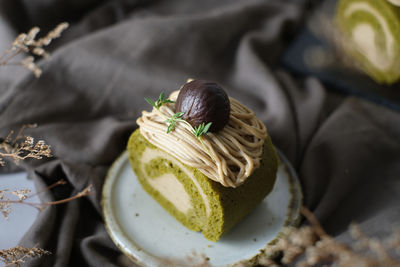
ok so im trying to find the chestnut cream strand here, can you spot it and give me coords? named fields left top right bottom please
left=137, top=90, right=267, bottom=187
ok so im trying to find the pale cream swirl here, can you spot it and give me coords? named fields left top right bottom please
left=137, top=90, right=267, bottom=187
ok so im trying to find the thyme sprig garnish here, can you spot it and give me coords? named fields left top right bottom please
left=145, top=91, right=174, bottom=110
left=192, top=122, right=212, bottom=138
left=166, top=112, right=184, bottom=133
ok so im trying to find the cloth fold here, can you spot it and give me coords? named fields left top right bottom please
left=0, top=0, right=399, bottom=266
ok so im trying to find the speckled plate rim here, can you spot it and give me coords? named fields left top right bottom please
left=102, top=148, right=302, bottom=267
left=102, top=150, right=154, bottom=267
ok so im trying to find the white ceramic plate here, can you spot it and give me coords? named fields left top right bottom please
left=102, top=150, right=302, bottom=267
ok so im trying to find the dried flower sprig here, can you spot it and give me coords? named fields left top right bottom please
left=0, top=124, right=52, bottom=166
left=0, top=179, right=93, bottom=220
left=0, top=22, right=69, bottom=77
left=0, top=189, right=31, bottom=220
left=0, top=244, right=51, bottom=267
left=0, top=23, right=71, bottom=267
left=257, top=206, right=400, bottom=267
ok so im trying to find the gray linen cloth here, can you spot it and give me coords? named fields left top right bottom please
left=0, top=0, right=399, bottom=266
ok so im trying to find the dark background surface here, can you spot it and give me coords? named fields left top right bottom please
left=0, top=0, right=399, bottom=266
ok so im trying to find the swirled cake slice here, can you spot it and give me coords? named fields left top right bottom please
left=127, top=129, right=278, bottom=242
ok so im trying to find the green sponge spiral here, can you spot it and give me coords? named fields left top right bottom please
left=336, top=0, right=400, bottom=84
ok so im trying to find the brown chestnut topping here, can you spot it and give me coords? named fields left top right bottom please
left=175, top=80, right=230, bottom=132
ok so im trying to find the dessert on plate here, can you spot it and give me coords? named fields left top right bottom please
left=127, top=80, right=278, bottom=242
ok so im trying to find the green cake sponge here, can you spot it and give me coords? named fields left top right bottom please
left=127, top=129, right=278, bottom=242
left=336, top=0, right=400, bottom=84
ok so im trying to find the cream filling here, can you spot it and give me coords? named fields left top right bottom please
left=352, top=23, right=390, bottom=68
left=147, top=173, right=191, bottom=214
left=387, top=0, right=400, bottom=7
left=344, top=2, right=395, bottom=70
left=141, top=147, right=211, bottom=217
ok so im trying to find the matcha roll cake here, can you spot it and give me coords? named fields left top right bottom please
left=336, top=0, right=400, bottom=84
left=127, top=80, right=278, bottom=242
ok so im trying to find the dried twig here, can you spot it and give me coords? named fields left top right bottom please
left=0, top=23, right=70, bottom=267
left=0, top=180, right=93, bottom=220
left=260, top=206, right=400, bottom=267
left=0, top=124, right=52, bottom=166
left=0, top=22, right=68, bottom=77
left=0, top=244, right=51, bottom=267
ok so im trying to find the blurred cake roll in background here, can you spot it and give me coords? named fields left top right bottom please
left=336, top=0, right=400, bottom=84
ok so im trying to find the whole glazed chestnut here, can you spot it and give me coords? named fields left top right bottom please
left=175, top=80, right=230, bottom=132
